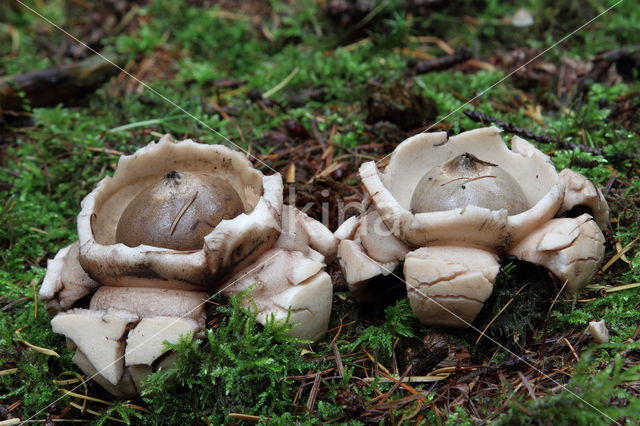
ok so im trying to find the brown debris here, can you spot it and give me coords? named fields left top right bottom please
left=404, top=333, right=449, bottom=376
left=288, top=88, right=328, bottom=108
left=411, top=46, right=471, bottom=75
left=366, top=81, right=438, bottom=131
left=336, top=390, right=366, bottom=417
left=0, top=402, right=17, bottom=421
left=118, top=45, right=182, bottom=95
left=494, top=47, right=558, bottom=90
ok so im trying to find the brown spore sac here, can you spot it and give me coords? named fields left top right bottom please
left=116, top=171, right=244, bottom=250
left=410, top=153, right=530, bottom=215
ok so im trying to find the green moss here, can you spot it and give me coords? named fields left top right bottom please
left=497, top=343, right=640, bottom=425
left=1, top=0, right=640, bottom=423
left=348, top=299, right=421, bottom=363
left=140, top=292, right=318, bottom=424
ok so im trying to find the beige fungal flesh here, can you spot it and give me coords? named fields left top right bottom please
left=404, top=246, right=499, bottom=328
left=40, top=136, right=338, bottom=397
left=341, top=127, right=609, bottom=328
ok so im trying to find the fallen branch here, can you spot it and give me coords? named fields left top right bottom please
left=0, top=51, right=124, bottom=111
left=463, top=110, right=605, bottom=155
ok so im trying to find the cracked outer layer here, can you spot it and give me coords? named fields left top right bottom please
left=222, top=248, right=332, bottom=343
left=77, top=135, right=283, bottom=291
left=340, top=127, right=609, bottom=328
left=51, top=309, right=138, bottom=385
left=404, top=246, right=499, bottom=327
left=40, top=135, right=337, bottom=396
left=507, top=214, right=605, bottom=294
left=51, top=308, right=201, bottom=398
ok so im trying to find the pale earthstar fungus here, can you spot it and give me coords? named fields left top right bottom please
left=335, top=127, right=609, bottom=327
left=40, top=135, right=337, bottom=396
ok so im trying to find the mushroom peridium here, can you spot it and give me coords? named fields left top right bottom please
left=115, top=170, right=244, bottom=251
left=76, top=135, right=283, bottom=291
left=40, top=136, right=338, bottom=396
left=410, top=152, right=529, bottom=215
left=337, top=127, right=609, bottom=328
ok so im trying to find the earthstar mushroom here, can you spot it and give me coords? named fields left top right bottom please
left=40, top=135, right=336, bottom=396
left=336, top=127, right=609, bottom=327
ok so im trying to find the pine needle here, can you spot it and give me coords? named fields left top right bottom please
left=602, top=235, right=639, bottom=272
left=228, top=413, right=267, bottom=422
left=17, top=339, right=59, bottom=357
left=58, top=388, right=111, bottom=405
left=169, top=191, right=198, bottom=236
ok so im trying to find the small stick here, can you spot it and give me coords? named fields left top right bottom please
left=601, top=235, right=639, bottom=272
left=602, top=282, right=640, bottom=293
left=384, top=366, right=412, bottom=402
left=228, top=413, right=267, bottom=422
left=332, top=343, right=344, bottom=378
left=464, top=110, right=609, bottom=156
left=632, top=323, right=640, bottom=340
left=464, top=110, right=558, bottom=145
left=412, top=47, right=471, bottom=74
left=0, top=368, right=18, bottom=376
left=306, top=373, right=322, bottom=412
left=169, top=191, right=198, bottom=236
left=604, top=170, right=618, bottom=195
left=562, top=337, right=580, bottom=362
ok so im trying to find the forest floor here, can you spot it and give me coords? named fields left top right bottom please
left=1, top=0, right=639, bottom=424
